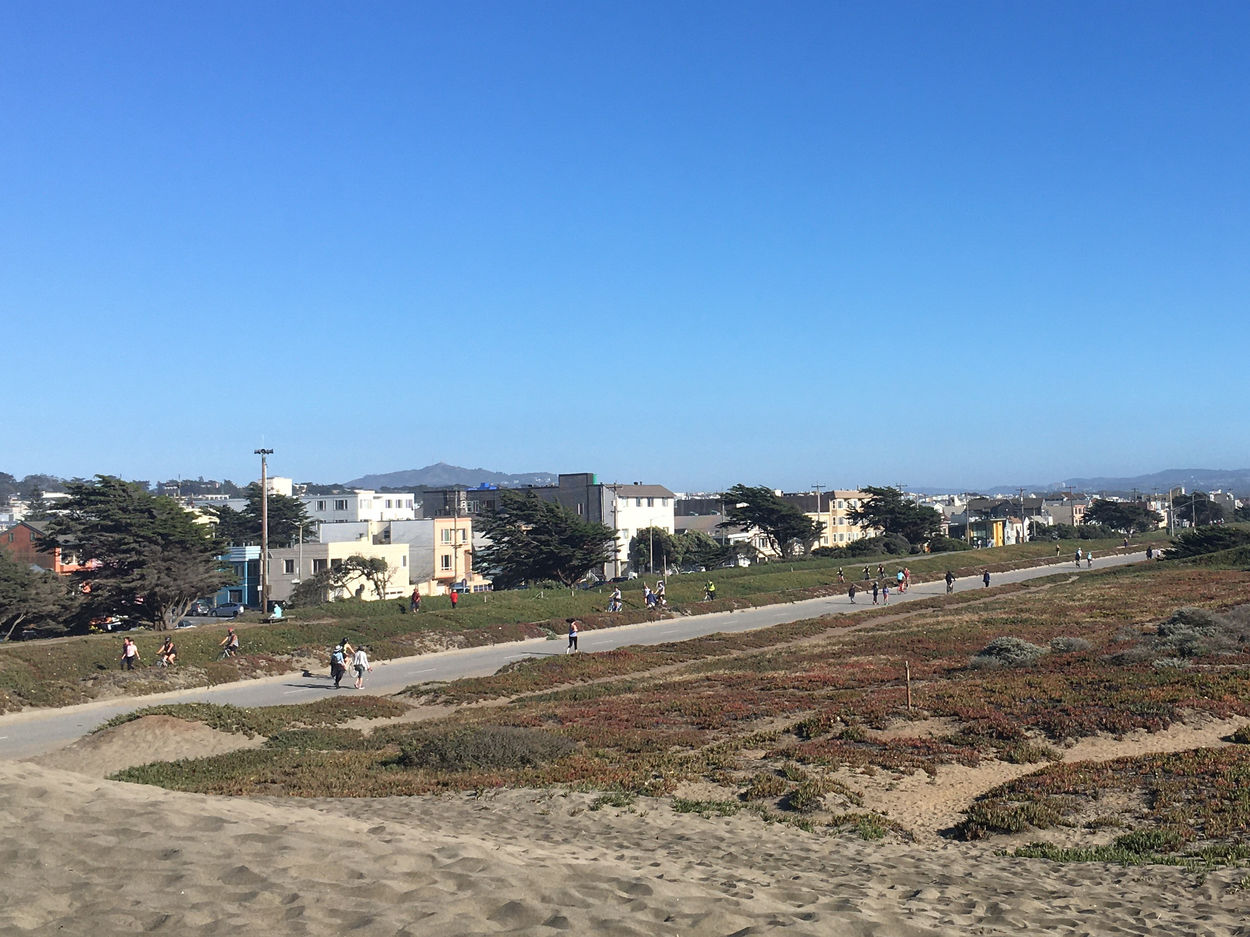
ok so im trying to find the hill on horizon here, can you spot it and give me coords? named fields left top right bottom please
left=343, top=462, right=557, bottom=491
left=978, top=467, right=1250, bottom=498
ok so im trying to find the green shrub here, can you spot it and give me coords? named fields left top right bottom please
left=970, top=637, right=1049, bottom=669
left=1049, top=636, right=1092, bottom=653
left=741, top=772, right=788, bottom=801
left=783, top=780, right=826, bottom=813
left=1167, top=527, right=1250, bottom=559
left=395, top=725, right=576, bottom=771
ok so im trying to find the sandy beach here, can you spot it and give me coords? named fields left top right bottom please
left=4, top=714, right=1249, bottom=937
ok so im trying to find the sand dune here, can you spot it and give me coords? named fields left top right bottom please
left=3, top=750, right=1248, bottom=936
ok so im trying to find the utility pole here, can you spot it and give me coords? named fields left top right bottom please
left=1019, top=488, right=1027, bottom=543
left=813, top=484, right=825, bottom=548
left=254, top=448, right=274, bottom=613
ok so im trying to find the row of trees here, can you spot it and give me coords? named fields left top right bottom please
left=472, top=484, right=951, bottom=588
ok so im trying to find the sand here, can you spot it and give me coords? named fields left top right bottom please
left=4, top=714, right=1250, bottom=937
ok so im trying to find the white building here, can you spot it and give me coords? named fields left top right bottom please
left=302, top=490, right=417, bottom=525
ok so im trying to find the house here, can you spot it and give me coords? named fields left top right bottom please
left=315, top=517, right=491, bottom=595
left=781, top=490, right=876, bottom=549
left=265, top=541, right=413, bottom=604
left=301, top=489, right=417, bottom=524
left=0, top=521, right=95, bottom=575
left=438, top=473, right=677, bottom=577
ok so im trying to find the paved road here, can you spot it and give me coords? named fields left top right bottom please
left=0, top=552, right=1146, bottom=758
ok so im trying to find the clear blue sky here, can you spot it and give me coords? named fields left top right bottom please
left=5, top=1, right=1247, bottom=492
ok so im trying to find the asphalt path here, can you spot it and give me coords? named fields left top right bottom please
left=0, top=552, right=1147, bottom=759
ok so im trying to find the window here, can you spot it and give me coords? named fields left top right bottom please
left=635, top=498, right=641, bottom=507
left=313, top=558, right=327, bottom=573
left=334, top=499, right=347, bottom=511
left=647, top=498, right=653, bottom=507
left=441, top=529, right=452, bottom=543
left=459, top=528, right=467, bottom=542
left=577, top=503, right=583, bottom=515
left=440, top=554, right=452, bottom=570
left=331, top=558, right=343, bottom=569
left=401, top=555, right=407, bottom=567
left=316, top=500, right=326, bottom=511
left=283, top=559, right=295, bottom=575
left=385, top=499, right=393, bottom=509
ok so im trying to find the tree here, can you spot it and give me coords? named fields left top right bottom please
left=629, top=526, right=679, bottom=574
left=339, top=554, right=395, bottom=600
left=1172, top=492, right=1227, bottom=527
left=41, top=476, right=233, bottom=631
left=476, top=491, right=615, bottom=589
left=1083, top=499, right=1163, bottom=534
left=212, top=484, right=315, bottom=546
left=847, top=487, right=942, bottom=546
left=674, top=530, right=727, bottom=569
left=0, top=552, right=79, bottom=640
left=289, top=554, right=396, bottom=605
left=719, top=485, right=823, bottom=559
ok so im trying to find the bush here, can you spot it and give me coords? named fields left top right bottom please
left=928, top=536, right=972, bottom=553
left=783, top=779, right=827, bottom=813
left=1049, top=636, right=1092, bottom=653
left=970, top=637, right=1049, bottom=669
left=1168, top=527, right=1250, bottom=559
left=395, top=725, right=577, bottom=771
left=741, top=772, right=788, bottom=801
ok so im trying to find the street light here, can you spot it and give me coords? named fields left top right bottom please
left=254, top=448, right=273, bottom=613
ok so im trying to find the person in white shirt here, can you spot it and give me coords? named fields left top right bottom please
left=352, top=646, right=372, bottom=689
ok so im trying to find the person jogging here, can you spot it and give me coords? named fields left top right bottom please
left=945, top=570, right=955, bottom=593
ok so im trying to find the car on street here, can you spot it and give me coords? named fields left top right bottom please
left=211, top=603, right=245, bottom=618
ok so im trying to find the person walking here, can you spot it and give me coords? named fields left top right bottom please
left=903, top=567, right=911, bottom=592
left=352, top=646, right=372, bottom=689
left=871, top=581, right=879, bottom=605
left=1086, top=550, right=1094, bottom=568
left=945, top=570, right=955, bottom=594
left=982, top=568, right=991, bottom=588
left=847, top=583, right=857, bottom=603
left=882, top=582, right=890, bottom=605
left=566, top=618, right=580, bottom=653
left=862, top=566, right=870, bottom=581
left=1056, top=543, right=1061, bottom=556
left=410, top=588, right=421, bottom=612
left=120, top=636, right=140, bottom=670
left=837, top=567, right=844, bottom=584
left=330, top=641, right=348, bottom=688
left=1146, top=545, right=1154, bottom=560
left=450, top=588, right=459, bottom=610
left=1075, top=548, right=1082, bottom=567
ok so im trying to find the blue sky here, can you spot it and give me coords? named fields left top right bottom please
left=4, top=1, right=1247, bottom=492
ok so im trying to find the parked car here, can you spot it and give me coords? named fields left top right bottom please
left=211, top=602, right=245, bottom=618
left=187, top=601, right=213, bottom=617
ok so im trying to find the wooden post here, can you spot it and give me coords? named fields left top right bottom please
left=905, top=661, right=912, bottom=711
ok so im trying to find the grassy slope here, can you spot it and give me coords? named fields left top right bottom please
left=112, top=554, right=1250, bottom=864
left=0, top=535, right=1147, bottom=712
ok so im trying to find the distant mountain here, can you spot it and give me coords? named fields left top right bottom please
left=975, top=468, right=1250, bottom=498
left=344, top=462, right=557, bottom=491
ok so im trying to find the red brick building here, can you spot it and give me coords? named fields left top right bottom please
left=0, top=521, right=94, bottom=574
